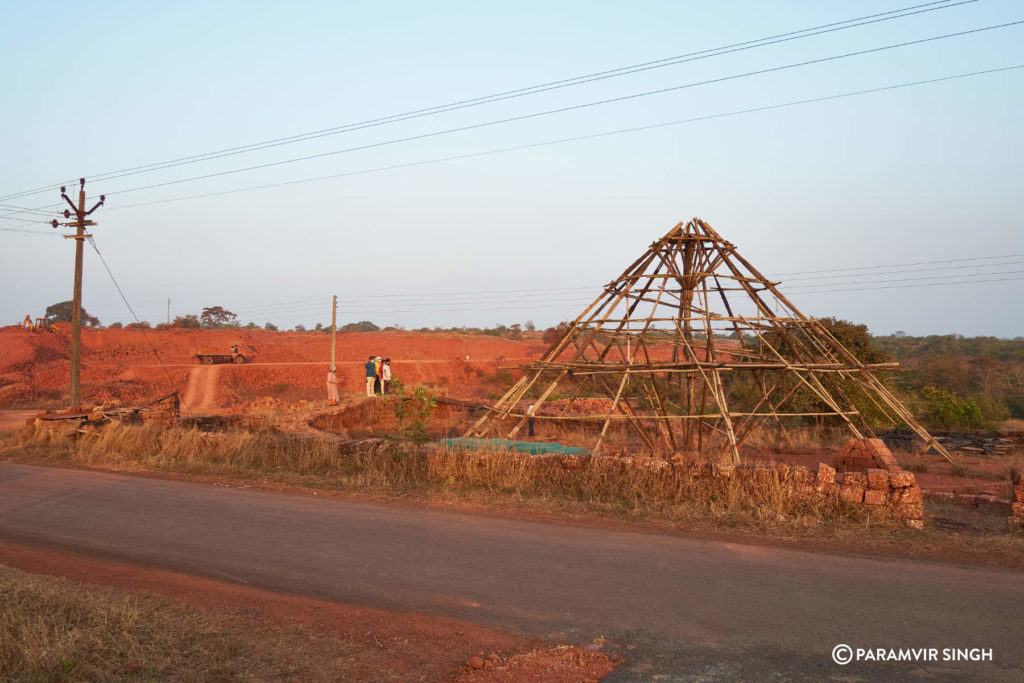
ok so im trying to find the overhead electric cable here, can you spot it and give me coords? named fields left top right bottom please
left=86, top=237, right=177, bottom=388
left=790, top=275, right=1024, bottom=295
left=786, top=268, right=1024, bottom=289
left=90, top=20, right=1023, bottom=202
left=782, top=258, right=1024, bottom=281
left=0, top=0, right=975, bottom=203
left=0, top=226, right=55, bottom=235
left=99, top=64, right=1023, bottom=212
left=774, top=252, right=1024, bottom=275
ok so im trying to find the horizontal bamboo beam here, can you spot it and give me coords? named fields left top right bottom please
left=487, top=409, right=861, bottom=421
left=521, top=361, right=899, bottom=371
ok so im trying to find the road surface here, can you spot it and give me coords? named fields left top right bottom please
left=1, top=462, right=1021, bottom=680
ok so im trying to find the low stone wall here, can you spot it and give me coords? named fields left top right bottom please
left=548, top=438, right=925, bottom=528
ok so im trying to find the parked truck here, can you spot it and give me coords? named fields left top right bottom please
left=191, top=341, right=248, bottom=365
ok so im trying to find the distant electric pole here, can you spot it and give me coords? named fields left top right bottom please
left=330, top=295, right=338, bottom=371
left=52, top=178, right=105, bottom=407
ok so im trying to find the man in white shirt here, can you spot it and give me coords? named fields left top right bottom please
left=326, top=367, right=339, bottom=406
left=381, top=358, right=392, bottom=395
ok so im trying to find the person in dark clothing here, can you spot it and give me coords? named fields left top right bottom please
left=364, top=356, right=377, bottom=397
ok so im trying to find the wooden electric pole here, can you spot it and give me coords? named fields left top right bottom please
left=330, top=295, right=338, bottom=371
left=52, top=178, right=104, bottom=407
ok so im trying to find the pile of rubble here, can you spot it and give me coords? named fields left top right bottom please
left=1011, top=470, right=1024, bottom=533
left=881, top=429, right=1018, bottom=456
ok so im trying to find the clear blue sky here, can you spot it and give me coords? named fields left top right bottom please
left=1, top=0, right=1021, bottom=336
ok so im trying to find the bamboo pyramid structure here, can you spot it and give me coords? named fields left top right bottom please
left=466, top=218, right=953, bottom=464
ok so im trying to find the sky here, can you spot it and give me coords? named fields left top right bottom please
left=1, top=0, right=1021, bottom=337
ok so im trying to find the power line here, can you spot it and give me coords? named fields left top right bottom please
left=0, top=204, right=53, bottom=217
left=100, top=63, right=1024, bottom=212
left=786, top=268, right=1024, bottom=290
left=0, top=0, right=975, bottom=203
left=791, top=275, right=1024, bottom=295
left=86, top=236, right=178, bottom=389
left=101, top=251, right=1023, bottom=321
left=0, top=226, right=56, bottom=235
left=240, top=276, right=1024, bottom=318
left=782, top=258, right=1024, bottom=282
left=775, top=252, right=1024, bottom=275
left=92, top=19, right=1023, bottom=202
left=153, top=270, right=1024, bottom=319
left=101, top=271, right=1023, bottom=325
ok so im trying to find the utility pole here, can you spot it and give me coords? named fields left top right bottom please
left=330, top=294, right=337, bottom=371
left=52, top=178, right=104, bottom=407
left=167, top=298, right=171, bottom=325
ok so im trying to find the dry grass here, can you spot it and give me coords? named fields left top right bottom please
left=3, top=421, right=878, bottom=532
left=426, top=447, right=880, bottom=529
left=998, top=418, right=1024, bottom=434
left=0, top=564, right=361, bottom=681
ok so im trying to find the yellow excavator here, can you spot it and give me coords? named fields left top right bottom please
left=22, top=314, right=58, bottom=333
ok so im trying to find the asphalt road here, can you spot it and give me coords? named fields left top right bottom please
left=1, top=462, right=1021, bottom=680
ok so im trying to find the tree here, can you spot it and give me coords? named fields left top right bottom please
left=45, top=300, right=100, bottom=327
left=920, top=387, right=984, bottom=430
left=200, top=306, right=237, bottom=329
left=543, top=321, right=571, bottom=346
left=263, top=322, right=278, bottom=331
left=172, top=314, right=201, bottom=329
left=340, top=320, right=380, bottom=333
left=294, top=324, right=307, bottom=332
left=524, top=320, right=536, bottom=332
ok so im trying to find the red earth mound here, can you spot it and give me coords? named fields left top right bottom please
left=0, top=325, right=547, bottom=411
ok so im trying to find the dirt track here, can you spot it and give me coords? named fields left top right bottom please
left=181, top=365, right=221, bottom=414
left=2, top=462, right=1021, bottom=680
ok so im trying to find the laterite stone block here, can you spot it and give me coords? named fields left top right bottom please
left=897, top=502, right=924, bottom=520
left=866, top=468, right=890, bottom=490
left=816, top=463, right=836, bottom=485
left=840, top=486, right=865, bottom=504
left=863, top=489, right=887, bottom=505
left=894, top=486, right=922, bottom=504
left=844, top=472, right=868, bottom=489
left=790, top=465, right=813, bottom=484
left=889, top=471, right=916, bottom=488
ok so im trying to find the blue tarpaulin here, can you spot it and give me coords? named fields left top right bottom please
left=439, top=437, right=589, bottom=456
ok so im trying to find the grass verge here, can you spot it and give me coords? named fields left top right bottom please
left=0, top=563, right=361, bottom=681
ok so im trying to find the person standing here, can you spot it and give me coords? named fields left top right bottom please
left=364, top=356, right=377, bottom=397
left=373, top=356, right=383, bottom=395
left=381, top=358, right=392, bottom=395
left=527, top=403, right=536, bottom=437
left=326, top=367, right=340, bottom=406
